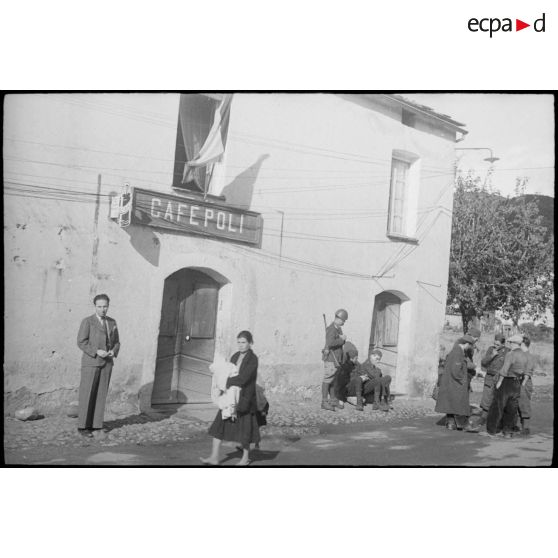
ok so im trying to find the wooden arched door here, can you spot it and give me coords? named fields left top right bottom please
left=369, top=292, right=402, bottom=381
left=152, top=269, right=220, bottom=405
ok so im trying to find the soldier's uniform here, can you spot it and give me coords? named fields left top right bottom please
left=335, top=342, right=359, bottom=409
left=486, top=335, right=529, bottom=437
left=518, top=345, right=536, bottom=435
left=479, top=335, right=509, bottom=418
left=321, top=309, right=348, bottom=411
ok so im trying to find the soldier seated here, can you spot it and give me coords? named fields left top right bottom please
left=335, top=342, right=360, bottom=408
left=347, top=349, right=392, bottom=411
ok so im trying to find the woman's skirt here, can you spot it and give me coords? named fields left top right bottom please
left=208, top=410, right=261, bottom=448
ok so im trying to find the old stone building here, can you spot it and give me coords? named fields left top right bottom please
left=4, top=93, right=466, bottom=414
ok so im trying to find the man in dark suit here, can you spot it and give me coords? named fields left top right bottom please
left=76, top=294, right=120, bottom=437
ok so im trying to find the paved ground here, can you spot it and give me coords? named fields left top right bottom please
left=4, top=378, right=554, bottom=466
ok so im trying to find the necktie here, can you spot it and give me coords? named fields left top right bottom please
left=102, top=317, right=111, bottom=350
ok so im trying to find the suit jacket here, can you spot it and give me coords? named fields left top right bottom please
left=481, top=345, right=509, bottom=375
left=77, top=314, right=121, bottom=368
left=358, top=359, right=383, bottom=380
left=226, top=349, right=258, bottom=415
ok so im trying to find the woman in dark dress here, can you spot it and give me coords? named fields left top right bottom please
left=201, top=330, right=261, bottom=466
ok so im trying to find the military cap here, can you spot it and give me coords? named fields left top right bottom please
left=343, top=341, right=358, bottom=358
left=459, top=334, right=476, bottom=344
left=508, top=334, right=523, bottom=344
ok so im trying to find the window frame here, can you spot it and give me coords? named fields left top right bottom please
left=172, top=93, right=221, bottom=194
left=386, top=150, right=420, bottom=243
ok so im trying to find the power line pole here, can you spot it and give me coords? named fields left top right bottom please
left=89, top=174, right=102, bottom=298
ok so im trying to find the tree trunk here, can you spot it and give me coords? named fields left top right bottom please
left=469, top=315, right=482, bottom=332
left=460, top=309, right=469, bottom=334
left=511, top=314, right=520, bottom=335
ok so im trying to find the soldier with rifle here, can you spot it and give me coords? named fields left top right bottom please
left=321, top=309, right=348, bottom=411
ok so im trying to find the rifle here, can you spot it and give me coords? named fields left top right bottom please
left=322, top=313, right=340, bottom=366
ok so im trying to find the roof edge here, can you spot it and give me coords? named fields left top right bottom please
left=384, top=94, right=468, bottom=134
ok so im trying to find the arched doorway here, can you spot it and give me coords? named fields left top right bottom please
left=151, top=268, right=222, bottom=405
left=369, top=291, right=405, bottom=382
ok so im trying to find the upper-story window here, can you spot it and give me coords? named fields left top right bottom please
left=387, top=150, right=420, bottom=240
left=172, top=94, right=230, bottom=194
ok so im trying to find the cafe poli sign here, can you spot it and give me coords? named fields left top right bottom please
left=115, top=187, right=263, bottom=247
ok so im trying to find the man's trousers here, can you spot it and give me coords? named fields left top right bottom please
left=78, top=361, right=113, bottom=430
left=347, top=375, right=391, bottom=403
left=518, top=377, right=533, bottom=419
left=486, top=377, right=520, bottom=435
left=480, top=373, right=497, bottom=412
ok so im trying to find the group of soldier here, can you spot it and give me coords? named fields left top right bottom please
left=321, top=308, right=536, bottom=438
left=436, top=327, right=535, bottom=437
left=321, top=309, right=392, bottom=413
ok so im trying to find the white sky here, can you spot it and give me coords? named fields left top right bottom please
left=406, top=94, right=555, bottom=198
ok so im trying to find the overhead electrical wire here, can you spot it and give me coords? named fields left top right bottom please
left=4, top=136, right=450, bottom=174
left=4, top=155, right=457, bottom=203
left=4, top=194, right=451, bottom=284
left=5, top=178, right=454, bottom=249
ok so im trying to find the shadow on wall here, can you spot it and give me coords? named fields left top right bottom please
left=123, top=223, right=161, bottom=266
left=221, top=154, right=270, bottom=210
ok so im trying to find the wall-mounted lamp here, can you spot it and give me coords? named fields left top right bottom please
left=455, top=147, right=500, bottom=164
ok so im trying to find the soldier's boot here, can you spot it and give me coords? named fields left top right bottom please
left=445, top=415, right=457, bottom=430
left=321, top=383, right=335, bottom=411
left=355, top=394, right=364, bottom=411
left=464, top=415, right=481, bottom=433
left=478, top=410, right=488, bottom=425
left=380, top=396, right=390, bottom=412
left=329, top=383, right=343, bottom=409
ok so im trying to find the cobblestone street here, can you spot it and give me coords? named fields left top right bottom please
left=4, top=390, right=440, bottom=452
left=4, top=377, right=553, bottom=464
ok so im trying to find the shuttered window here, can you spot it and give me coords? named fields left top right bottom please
left=388, top=158, right=409, bottom=235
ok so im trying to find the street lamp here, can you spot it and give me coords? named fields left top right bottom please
left=455, top=147, right=500, bottom=189
left=455, top=147, right=500, bottom=164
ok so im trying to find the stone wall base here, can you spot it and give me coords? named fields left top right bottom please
left=4, top=386, right=140, bottom=418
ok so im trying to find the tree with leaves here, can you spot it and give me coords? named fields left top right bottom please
left=447, top=174, right=554, bottom=332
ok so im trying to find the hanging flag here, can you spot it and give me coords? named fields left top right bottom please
left=182, top=94, right=232, bottom=184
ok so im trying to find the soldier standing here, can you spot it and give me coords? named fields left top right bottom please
left=518, top=335, right=536, bottom=436
left=486, top=334, right=529, bottom=438
left=467, top=333, right=509, bottom=431
left=321, top=309, right=348, bottom=411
